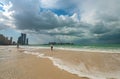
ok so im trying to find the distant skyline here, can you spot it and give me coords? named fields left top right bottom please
left=0, top=0, right=120, bottom=44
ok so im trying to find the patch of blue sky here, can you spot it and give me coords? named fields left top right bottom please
left=0, top=2, right=5, bottom=12
left=50, top=5, right=77, bottom=16
left=0, top=28, right=20, bottom=41
left=0, top=7, right=5, bottom=12
left=0, top=2, right=4, bottom=6
left=51, top=9, right=69, bottom=15
left=39, top=7, right=73, bottom=16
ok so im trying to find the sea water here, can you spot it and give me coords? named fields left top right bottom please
left=25, top=44, right=120, bottom=53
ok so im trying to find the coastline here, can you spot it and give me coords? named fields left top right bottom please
left=23, top=46, right=120, bottom=79
left=0, top=46, right=89, bottom=79
left=19, top=45, right=120, bottom=53
left=0, top=46, right=120, bottom=79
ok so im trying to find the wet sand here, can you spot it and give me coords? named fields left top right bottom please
left=33, top=48, right=120, bottom=79
left=0, top=47, right=88, bottom=79
left=36, top=49, right=120, bottom=72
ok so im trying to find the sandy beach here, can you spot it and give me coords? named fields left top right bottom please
left=22, top=46, right=120, bottom=79
left=0, top=0, right=120, bottom=79
left=0, top=46, right=120, bottom=79
left=0, top=46, right=88, bottom=79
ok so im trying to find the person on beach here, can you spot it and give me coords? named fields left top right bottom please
left=17, top=43, right=19, bottom=48
left=50, top=44, right=53, bottom=51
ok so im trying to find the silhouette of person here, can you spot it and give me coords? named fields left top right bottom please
left=17, top=43, right=19, bottom=48
left=51, top=44, right=53, bottom=51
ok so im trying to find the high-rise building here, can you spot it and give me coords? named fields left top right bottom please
left=0, top=34, right=13, bottom=45
left=0, top=34, right=5, bottom=45
left=17, top=33, right=29, bottom=45
left=10, top=37, right=13, bottom=44
left=17, top=36, right=22, bottom=44
left=26, top=38, right=29, bottom=45
left=23, top=33, right=26, bottom=45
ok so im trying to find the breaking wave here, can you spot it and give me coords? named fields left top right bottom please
left=23, top=50, right=120, bottom=79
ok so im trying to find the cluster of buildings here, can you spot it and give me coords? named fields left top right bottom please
left=0, top=34, right=15, bottom=45
left=0, top=33, right=29, bottom=45
left=17, top=33, right=28, bottom=45
left=49, top=42, right=74, bottom=45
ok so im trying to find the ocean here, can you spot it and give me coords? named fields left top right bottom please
left=28, top=44, right=120, bottom=53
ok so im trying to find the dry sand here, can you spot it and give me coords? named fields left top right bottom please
left=0, top=47, right=88, bottom=79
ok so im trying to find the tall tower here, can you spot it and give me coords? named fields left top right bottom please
left=26, top=38, right=28, bottom=45
left=23, top=34, right=26, bottom=45
left=17, top=33, right=28, bottom=45
left=21, top=33, right=24, bottom=45
left=10, top=37, right=13, bottom=45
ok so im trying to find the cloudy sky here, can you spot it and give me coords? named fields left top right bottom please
left=0, top=0, right=120, bottom=44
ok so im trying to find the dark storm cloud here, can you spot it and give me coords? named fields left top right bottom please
left=14, top=11, right=79, bottom=30
left=10, top=0, right=78, bottom=30
left=0, top=0, right=120, bottom=44
left=98, top=30, right=120, bottom=44
left=90, top=22, right=111, bottom=34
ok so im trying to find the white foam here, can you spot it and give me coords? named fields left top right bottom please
left=1, top=45, right=120, bottom=53
left=21, top=46, right=49, bottom=50
left=16, top=45, right=119, bottom=53
left=54, top=47, right=120, bottom=53
left=24, top=51, right=41, bottom=56
left=26, top=45, right=120, bottom=53
left=23, top=50, right=120, bottom=79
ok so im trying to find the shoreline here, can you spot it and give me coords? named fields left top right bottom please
left=0, top=45, right=120, bottom=53
left=25, top=47, right=120, bottom=79
left=20, top=45, right=120, bottom=53
left=0, top=46, right=89, bottom=79
left=0, top=46, right=120, bottom=79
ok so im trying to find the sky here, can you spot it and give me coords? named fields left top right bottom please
left=0, top=0, right=120, bottom=44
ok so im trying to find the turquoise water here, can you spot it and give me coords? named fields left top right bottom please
left=28, top=44, right=120, bottom=53
left=29, top=44, right=120, bottom=49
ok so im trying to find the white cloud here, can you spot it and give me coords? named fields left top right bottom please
left=81, top=10, right=99, bottom=25
left=40, top=0, right=58, bottom=9
left=0, top=1, right=15, bottom=29
left=0, top=0, right=120, bottom=44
